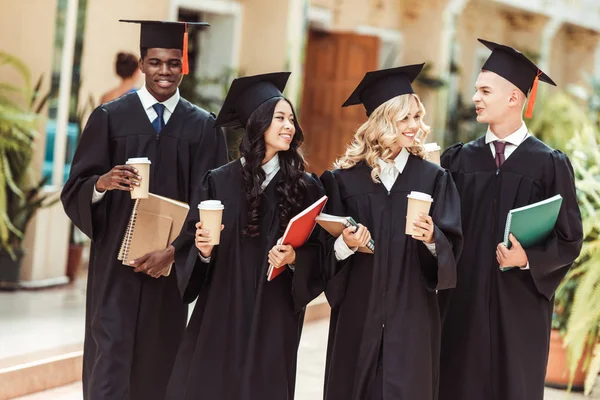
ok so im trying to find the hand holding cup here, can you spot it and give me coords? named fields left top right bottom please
left=195, top=221, right=224, bottom=258
left=96, top=165, right=141, bottom=192
left=411, top=213, right=435, bottom=243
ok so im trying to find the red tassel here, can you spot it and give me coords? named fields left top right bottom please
left=182, top=23, right=189, bottom=75
left=525, top=70, right=542, bottom=118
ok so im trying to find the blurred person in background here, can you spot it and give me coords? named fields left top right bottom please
left=100, top=51, right=142, bottom=103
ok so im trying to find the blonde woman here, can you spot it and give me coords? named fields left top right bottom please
left=320, top=64, right=463, bottom=400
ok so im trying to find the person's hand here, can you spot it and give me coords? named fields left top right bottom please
left=130, top=245, right=175, bottom=278
left=195, top=221, right=224, bottom=258
left=411, top=213, right=435, bottom=244
left=268, top=243, right=296, bottom=269
left=342, top=224, right=371, bottom=249
left=496, top=234, right=528, bottom=268
left=96, top=165, right=141, bottom=192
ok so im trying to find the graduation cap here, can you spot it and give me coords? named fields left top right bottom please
left=478, top=38, right=556, bottom=118
left=342, top=63, right=425, bottom=116
left=214, top=72, right=291, bottom=128
left=120, top=20, right=210, bottom=75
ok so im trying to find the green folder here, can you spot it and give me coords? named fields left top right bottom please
left=500, top=194, right=563, bottom=271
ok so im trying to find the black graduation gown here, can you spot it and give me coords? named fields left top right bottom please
left=320, top=156, right=463, bottom=400
left=438, top=136, right=583, bottom=400
left=60, top=92, right=228, bottom=400
left=166, top=160, right=325, bottom=400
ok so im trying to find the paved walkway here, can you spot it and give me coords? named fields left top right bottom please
left=2, top=282, right=598, bottom=399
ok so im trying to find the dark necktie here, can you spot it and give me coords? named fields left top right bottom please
left=152, top=103, right=165, bottom=133
left=494, top=141, right=507, bottom=168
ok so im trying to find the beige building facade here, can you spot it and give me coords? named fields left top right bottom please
left=1, top=0, right=599, bottom=286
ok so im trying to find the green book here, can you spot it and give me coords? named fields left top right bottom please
left=500, top=194, right=563, bottom=271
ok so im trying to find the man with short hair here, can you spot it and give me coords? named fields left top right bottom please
left=61, top=19, right=228, bottom=400
left=438, top=39, right=583, bottom=400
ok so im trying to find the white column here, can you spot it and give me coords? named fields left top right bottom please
left=52, top=0, right=79, bottom=187
left=538, top=16, right=563, bottom=75
left=435, top=0, right=470, bottom=144
left=284, top=0, right=309, bottom=107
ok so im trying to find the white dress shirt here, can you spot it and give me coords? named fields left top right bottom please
left=334, top=148, right=437, bottom=261
left=91, top=86, right=181, bottom=204
left=484, top=122, right=530, bottom=161
left=199, top=155, right=282, bottom=264
left=485, top=122, right=531, bottom=270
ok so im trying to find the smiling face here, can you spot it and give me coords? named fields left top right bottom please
left=389, top=97, right=422, bottom=157
left=263, top=99, right=296, bottom=159
left=139, top=48, right=184, bottom=102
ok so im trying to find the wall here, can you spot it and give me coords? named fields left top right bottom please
left=238, top=0, right=292, bottom=74
left=0, top=0, right=58, bottom=177
left=79, top=0, right=168, bottom=112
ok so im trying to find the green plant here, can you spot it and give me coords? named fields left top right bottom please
left=561, top=123, right=600, bottom=395
left=0, top=51, right=56, bottom=259
left=528, top=89, right=600, bottom=393
left=179, top=67, right=237, bottom=114
left=528, top=91, right=591, bottom=151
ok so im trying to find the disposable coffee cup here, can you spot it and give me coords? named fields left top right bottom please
left=198, top=200, right=225, bottom=245
left=126, top=157, right=151, bottom=199
left=406, top=191, right=433, bottom=235
left=424, top=143, right=441, bottom=166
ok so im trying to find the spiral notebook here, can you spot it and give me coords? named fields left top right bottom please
left=501, top=194, right=563, bottom=271
left=118, top=193, right=190, bottom=276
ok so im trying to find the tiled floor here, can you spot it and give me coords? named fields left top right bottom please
left=0, top=280, right=86, bottom=361
left=2, top=281, right=599, bottom=400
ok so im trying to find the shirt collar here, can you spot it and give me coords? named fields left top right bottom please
left=137, top=85, right=180, bottom=114
left=239, top=154, right=281, bottom=174
left=485, top=122, right=529, bottom=146
left=262, top=154, right=280, bottom=175
left=377, top=147, right=410, bottom=174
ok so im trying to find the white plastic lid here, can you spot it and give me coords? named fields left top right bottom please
left=407, top=191, right=433, bottom=202
left=126, top=157, right=151, bottom=164
left=198, top=200, right=224, bottom=210
left=424, top=142, right=441, bottom=151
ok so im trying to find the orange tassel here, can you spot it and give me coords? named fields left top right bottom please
left=525, top=70, right=542, bottom=118
left=182, top=23, right=189, bottom=75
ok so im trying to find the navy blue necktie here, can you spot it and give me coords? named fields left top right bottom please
left=152, top=103, right=165, bottom=133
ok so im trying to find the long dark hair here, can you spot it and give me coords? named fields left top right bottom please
left=239, top=97, right=307, bottom=238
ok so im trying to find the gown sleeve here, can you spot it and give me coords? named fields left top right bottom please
left=60, top=106, right=112, bottom=242
left=171, top=114, right=228, bottom=254
left=525, top=150, right=583, bottom=299
left=440, top=142, right=464, bottom=177
left=319, top=170, right=353, bottom=309
left=175, top=170, right=216, bottom=303
left=416, top=170, right=463, bottom=291
left=290, top=174, right=327, bottom=312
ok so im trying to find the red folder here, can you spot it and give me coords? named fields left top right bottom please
left=267, top=195, right=328, bottom=281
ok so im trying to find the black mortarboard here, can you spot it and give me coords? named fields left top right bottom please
left=342, top=63, right=425, bottom=116
left=478, top=38, right=556, bottom=117
left=214, top=72, right=291, bottom=128
left=120, top=20, right=210, bottom=75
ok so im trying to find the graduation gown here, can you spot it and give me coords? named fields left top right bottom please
left=60, top=92, right=228, bottom=400
left=167, top=160, right=325, bottom=400
left=320, top=156, right=463, bottom=400
left=438, top=136, right=583, bottom=400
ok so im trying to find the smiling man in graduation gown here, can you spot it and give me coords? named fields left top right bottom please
left=61, top=20, right=228, bottom=400
left=438, top=39, right=583, bottom=400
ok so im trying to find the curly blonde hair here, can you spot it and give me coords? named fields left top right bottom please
left=334, top=93, right=430, bottom=183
